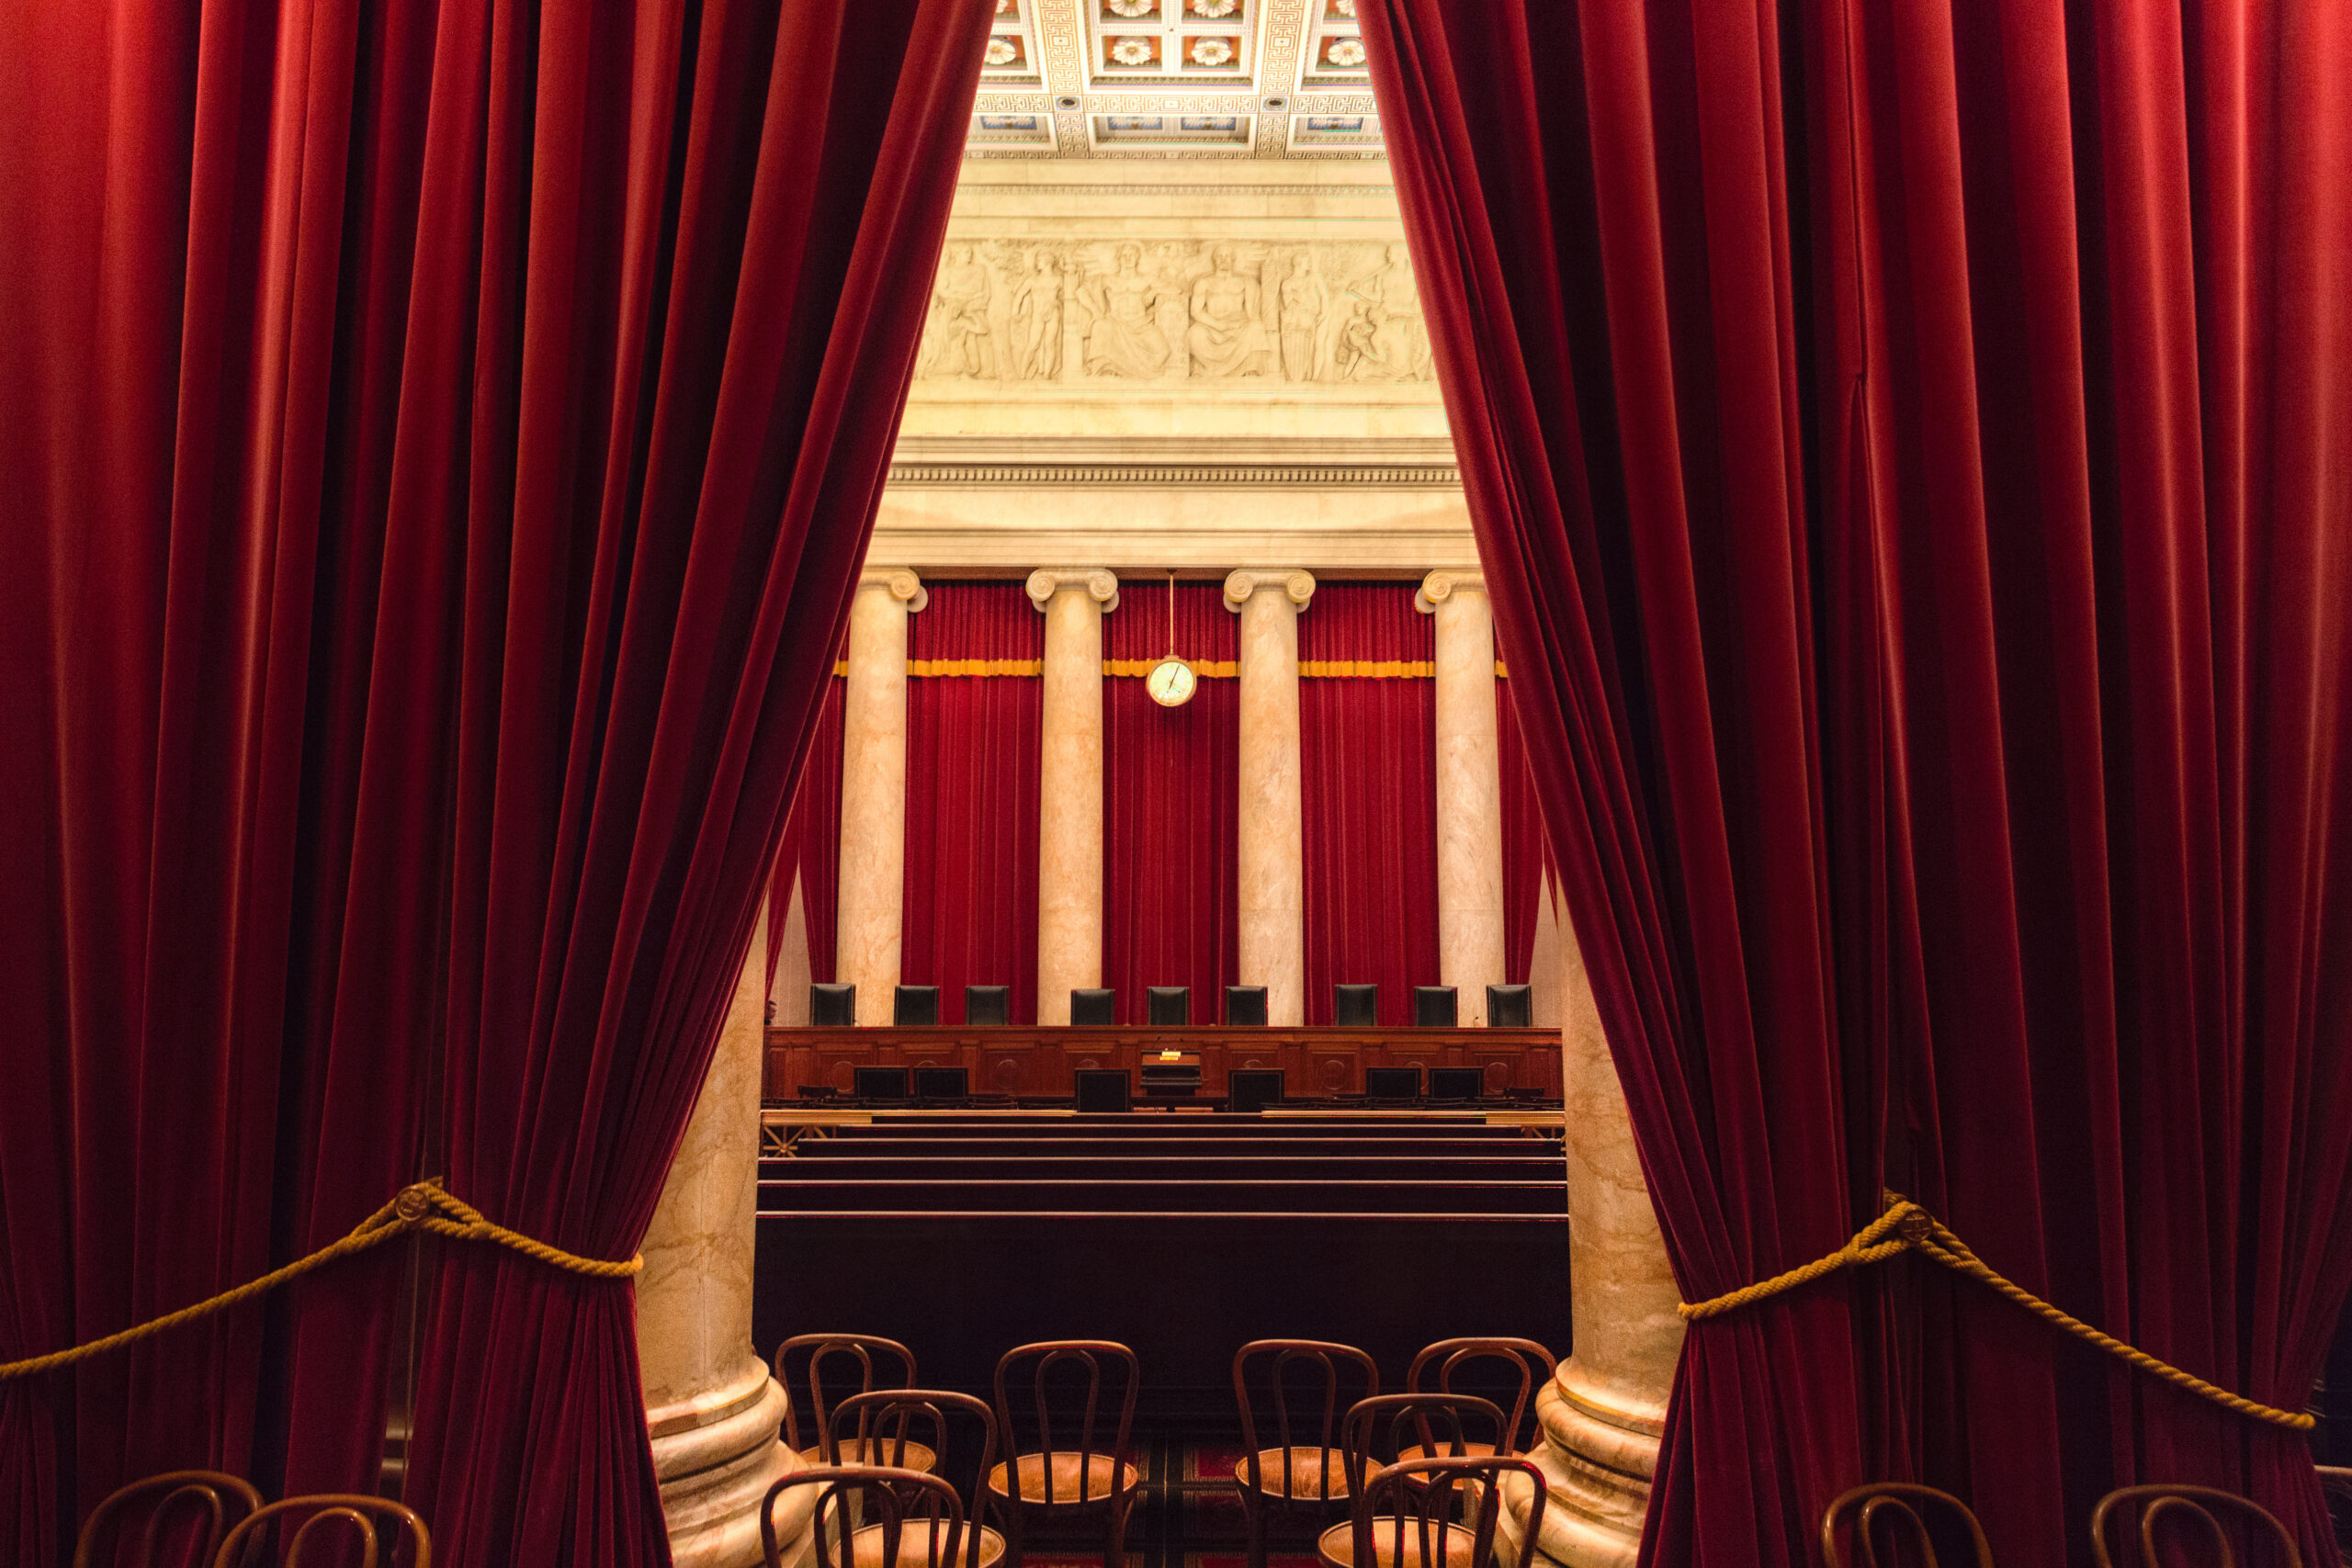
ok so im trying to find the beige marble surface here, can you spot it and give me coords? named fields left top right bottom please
left=1527, top=872, right=1565, bottom=1030
left=1226, top=569, right=1314, bottom=1026
left=1420, top=571, right=1507, bottom=1024
left=835, top=570, right=925, bottom=1025
left=768, top=871, right=810, bottom=1027
left=639, top=903, right=803, bottom=1568
left=1032, top=569, right=1116, bottom=1024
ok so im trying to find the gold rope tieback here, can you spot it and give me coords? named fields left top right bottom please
left=1679, top=1193, right=2313, bottom=1431
left=0, top=1180, right=640, bottom=1382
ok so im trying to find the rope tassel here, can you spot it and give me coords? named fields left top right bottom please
left=1679, top=1193, right=2313, bottom=1431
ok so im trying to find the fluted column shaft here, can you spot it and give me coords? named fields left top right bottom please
left=1029, top=569, right=1118, bottom=1025
left=1225, top=569, right=1316, bottom=1026
left=836, top=570, right=925, bottom=1025
left=1419, top=570, right=1507, bottom=1024
left=639, top=901, right=807, bottom=1568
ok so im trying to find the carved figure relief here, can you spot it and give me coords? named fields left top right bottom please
left=914, top=237, right=1434, bottom=389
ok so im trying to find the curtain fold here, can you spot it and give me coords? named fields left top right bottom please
left=0, top=0, right=988, bottom=1562
left=1498, top=675, right=1547, bottom=986
left=1103, top=581, right=1239, bottom=1024
left=1362, top=2, right=2352, bottom=1566
left=902, top=582, right=1043, bottom=1025
left=1298, top=583, right=1440, bottom=1026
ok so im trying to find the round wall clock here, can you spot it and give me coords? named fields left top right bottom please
left=1147, top=656, right=1196, bottom=707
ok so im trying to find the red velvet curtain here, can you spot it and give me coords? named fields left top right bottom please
left=769, top=673, right=845, bottom=994
left=1103, top=581, right=1240, bottom=1023
left=1363, top=3, right=2352, bottom=1567
left=1498, top=675, right=1547, bottom=986
left=902, top=582, right=1043, bottom=1024
left=0, top=0, right=986, bottom=1562
left=1299, top=583, right=1440, bottom=1026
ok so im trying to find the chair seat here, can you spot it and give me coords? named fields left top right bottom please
left=1235, top=1447, right=1384, bottom=1501
left=1317, top=1519, right=1480, bottom=1568
left=986, top=1452, right=1138, bottom=1506
left=845, top=1520, right=1004, bottom=1568
left=1391, top=1442, right=1498, bottom=1466
left=797, top=1438, right=939, bottom=1473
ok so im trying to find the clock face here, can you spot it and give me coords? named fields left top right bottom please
left=1147, top=658, right=1197, bottom=707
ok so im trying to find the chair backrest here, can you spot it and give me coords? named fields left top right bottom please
left=1821, top=1484, right=1996, bottom=1568
left=993, top=1340, right=1140, bottom=1506
left=1231, top=1339, right=1382, bottom=1503
left=1355, top=1455, right=1547, bottom=1568
left=74, top=1470, right=262, bottom=1568
left=1074, top=1069, right=1130, bottom=1113
left=1412, top=987, right=1458, bottom=1027
left=763, top=1466, right=964, bottom=1568
left=1225, top=986, right=1269, bottom=1026
left=1405, top=1337, right=1558, bottom=1455
left=1335, top=1392, right=1506, bottom=1500
left=1147, top=987, right=1191, bottom=1026
left=774, top=1334, right=921, bottom=1458
left=965, top=985, right=1012, bottom=1026
left=1070, top=988, right=1116, bottom=1026
left=895, top=985, right=941, bottom=1026
left=1333, top=984, right=1379, bottom=1026
left=831, top=1391, right=1001, bottom=1568
left=1486, top=984, right=1533, bottom=1028
left=2090, top=1484, right=2302, bottom=1568
left=211, top=1495, right=430, bottom=1568
left=811, top=983, right=856, bottom=1026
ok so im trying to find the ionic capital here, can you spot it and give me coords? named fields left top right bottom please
left=1415, top=569, right=1487, bottom=614
left=1222, top=569, right=1317, bottom=614
left=1026, top=568, right=1120, bottom=614
left=859, top=567, right=928, bottom=614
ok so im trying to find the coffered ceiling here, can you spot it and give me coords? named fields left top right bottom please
left=971, top=0, right=1383, bottom=160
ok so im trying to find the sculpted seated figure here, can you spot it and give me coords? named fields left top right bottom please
left=1186, top=243, right=1271, bottom=378
left=1083, top=243, right=1171, bottom=378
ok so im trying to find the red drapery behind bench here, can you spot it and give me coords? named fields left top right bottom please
left=770, top=672, right=845, bottom=995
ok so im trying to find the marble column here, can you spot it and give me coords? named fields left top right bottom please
left=1029, top=568, right=1118, bottom=1025
left=768, top=871, right=811, bottom=1027
left=1224, top=569, right=1316, bottom=1026
left=640, top=899, right=810, bottom=1568
left=836, top=569, right=925, bottom=1026
left=1418, top=570, right=1508, bottom=1024
left=1499, top=920, right=1686, bottom=1568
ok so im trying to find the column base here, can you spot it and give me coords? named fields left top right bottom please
left=648, top=1353, right=808, bottom=1568
left=1498, top=1369, right=1661, bottom=1568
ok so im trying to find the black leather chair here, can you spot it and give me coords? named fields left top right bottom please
left=854, top=1066, right=911, bottom=1101
left=1076, top=1069, right=1131, bottom=1112
left=811, top=983, right=857, bottom=1027
left=1228, top=1069, right=1285, bottom=1113
left=1225, top=986, right=1269, bottom=1026
left=1487, top=984, right=1533, bottom=1027
left=1333, top=984, right=1379, bottom=1026
left=1429, top=1066, right=1484, bottom=1101
left=1366, top=1066, right=1420, bottom=1100
left=1413, top=986, right=1458, bottom=1027
left=1147, top=987, right=1190, bottom=1025
left=966, top=985, right=1012, bottom=1026
left=895, top=985, right=940, bottom=1026
left=1070, top=988, right=1115, bottom=1026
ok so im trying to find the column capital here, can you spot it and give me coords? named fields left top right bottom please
left=1026, top=567, right=1120, bottom=614
left=1415, top=569, right=1487, bottom=613
left=1223, top=568, right=1317, bottom=613
left=860, top=567, right=928, bottom=614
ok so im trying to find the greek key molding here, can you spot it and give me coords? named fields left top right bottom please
left=888, top=460, right=1459, bottom=490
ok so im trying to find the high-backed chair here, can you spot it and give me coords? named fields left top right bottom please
left=812, top=983, right=858, bottom=1026
left=73, top=1470, right=261, bottom=1568
left=989, top=1340, right=1142, bottom=1568
left=763, top=1466, right=966, bottom=1568
left=1069, top=988, right=1115, bottom=1026
left=1318, top=1394, right=1506, bottom=1568
left=1427, top=1067, right=1483, bottom=1102
left=774, top=1334, right=933, bottom=1472
left=1333, top=985, right=1379, bottom=1026
left=2091, top=1484, right=2301, bottom=1568
left=1075, top=1069, right=1130, bottom=1113
left=1328, top=1455, right=1545, bottom=1568
left=212, top=1495, right=430, bottom=1568
left=1398, top=1338, right=1556, bottom=1463
left=1228, top=1068, right=1285, bottom=1113
left=1226, top=986, right=1270, bottom=1025
left=1231, top=1340, right=1382, bottom=1568
left=1147, top=986, right=1190, bottom=1025
left=831, top=1391, right=1008, bottom=1568
left=966, top=986, right=1012, bottom=1026
left=1821, top=1484, right=1996, bottom=1568
left=1485, top=985, right=1533, bottom=1028
left=896, top=986, right=941, bottom=1026
left=1411, top=987, right=1457, bottom=1027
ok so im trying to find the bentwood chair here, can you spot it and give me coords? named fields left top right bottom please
left=1398, top=1338, right=1557, bottom=1464
left=831, top=1390, right=1010, bottom=1568
left=989, top=1340, right=1143, bottom=1568
left=1320, top=1454, right=1546, bottom=1568
left=210, top=1495, right=430, bottom=1568
left=1330, top=1393, right=1505, bottom=1531
left=764, top=1466, right=967, bottom=1568
left=775, top=1334, right=934, bottom=1472
left=74, top=1470, right=261, bottom=1568
left=1231, top=1340, right=1384, bottom=1568
left=1821, top=1484, right=1996, bottom=1568
left=2091, top=1484, right=2302, bottom=1568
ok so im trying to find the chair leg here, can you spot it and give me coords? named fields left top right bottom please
left=1001, top=1499, right=1023, bottom=1568
left=1239, top=1487, right=1265, bottom=1568
left=1104, top=1495, right=1136, bottom=1568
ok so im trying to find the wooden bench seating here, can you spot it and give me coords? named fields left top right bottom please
left=757, top=1178, right=1566, bottom=1216
left=761, top=1156, right=1564, bottom=1184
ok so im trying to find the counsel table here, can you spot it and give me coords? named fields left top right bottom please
left=765, top=1024, right=1562, bottom=1101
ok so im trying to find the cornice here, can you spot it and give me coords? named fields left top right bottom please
left=888, top=461, right=1458, bottom=490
